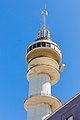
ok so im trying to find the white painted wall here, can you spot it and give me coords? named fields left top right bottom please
left=27, top=103, right=51, bottom=120
left=29, top=74, right=51, bottom=97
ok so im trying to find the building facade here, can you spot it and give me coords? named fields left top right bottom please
left=45, top=93, right=80, bottom=120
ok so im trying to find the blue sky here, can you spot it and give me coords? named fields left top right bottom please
left=0, top=0, right=80, bottom=120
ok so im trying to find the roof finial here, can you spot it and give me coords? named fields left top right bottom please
left=37, top=9, right=50, bottom=40
left=41, top=8, right=48, bottom=29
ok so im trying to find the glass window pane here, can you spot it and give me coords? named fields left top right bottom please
left=30, top=46, right=32, bottom=51
left=51, top=44, right=54, bottom=49
left=66, top=116, right=73, bottom=120
left=27, top=48, right=30, bottom=53
left=46, top=43, right=50, bottom=47
left=37, top=43, right=41, bottom=47
left=33, top=44, right=36, bottom=49
left=42, top=42, right=46, bottom=47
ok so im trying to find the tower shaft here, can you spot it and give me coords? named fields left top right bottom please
left=27, top=74, right=51, bottom=120
left=29, top=74, right=51, bottom=97
left=28, top=104, right=51, bottom=120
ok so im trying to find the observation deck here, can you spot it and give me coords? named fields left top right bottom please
left=26, top=39, right=62, bottom=64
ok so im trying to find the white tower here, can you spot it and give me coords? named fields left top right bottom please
left=24, top=10, right=64, bottom=120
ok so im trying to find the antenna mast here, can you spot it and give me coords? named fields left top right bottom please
left=41, top=9, right=48, bottom=29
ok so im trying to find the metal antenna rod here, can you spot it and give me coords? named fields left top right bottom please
left=41, top=9, right=48, bottom=29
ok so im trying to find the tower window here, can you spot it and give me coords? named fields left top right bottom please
left=30, top=46, right=32, bottom=51
left=33, top=44, right=36, bottom=49
left=51, top=44, right=54, bottom=49
left=27, top=48, right=30, bottom=53
left=42, top=42, right=46, bottom=47
left=46, top=43, right=51, bottom=47
left=37, top=43, right=41, bottom=47
left=66, top=115, right=73, bottom=120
